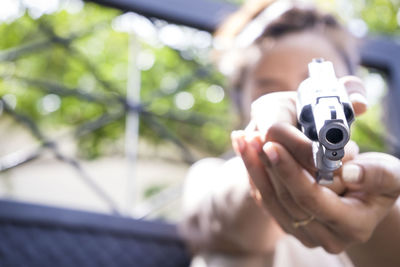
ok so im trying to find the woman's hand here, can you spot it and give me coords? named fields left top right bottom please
left=247, top=76, right=367, bottom=138
left=233, top=75, right=368, bottom=196
left=233, top=123, right=400, bottom=254
left=230, top=75, right=400, bottom=254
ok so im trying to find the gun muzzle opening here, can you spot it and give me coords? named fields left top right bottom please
left=319, top=122, right=349, bottom=150
left=325, top=128, right=344, bottom=144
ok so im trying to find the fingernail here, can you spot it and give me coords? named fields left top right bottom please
left=342, top=164, right=361, bottom=183
left=245, top=132, right=262, bottom=153
left=250, top=138, right=262, bottom=153
left=263, top=142, right=279, bottom=165
left=252, top=189, right=262, bottom=202
left=231, top=131, right=245, bottom=154
left=349, top=93, right=368, bottom=106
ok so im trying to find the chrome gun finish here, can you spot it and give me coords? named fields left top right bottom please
left=297, top=59, right=355, bottom=184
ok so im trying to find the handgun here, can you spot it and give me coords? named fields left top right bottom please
left=297, top=58, right=355, bottom=184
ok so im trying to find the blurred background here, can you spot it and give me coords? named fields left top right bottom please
left=0, top=0, right=398, bottom=221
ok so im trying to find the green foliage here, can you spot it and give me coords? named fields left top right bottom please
left=1, top=0, right=399, bottom=160
left=347, top=0, right=399, bottom=152
left=351, top=104, right=387, bottom=152
left=0, top=3, right=233, bottom=161
left=144, top=184, right=167, bottom=199
left=354, top=0, right=400, bottom=34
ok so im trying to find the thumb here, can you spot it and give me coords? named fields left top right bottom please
left=339, top=76, right=368, bottom=116
left=341, top=152, right=400, bottom=197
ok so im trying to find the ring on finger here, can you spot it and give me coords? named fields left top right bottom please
left=292, top=215, right=315, bottom=228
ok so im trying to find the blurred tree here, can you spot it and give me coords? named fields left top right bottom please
left=314, top=0, right=400, bottom=153
left=0, top=2, right=234, bottom=161
left=0, top=0, right=399, bottom=163
left=346, top=0, right=399, bottom=153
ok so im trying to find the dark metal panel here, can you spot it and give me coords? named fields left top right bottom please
left=85, top=0, right=238, bottom=32
left=0, top=199, right=181, bottom=242
left=0, top=199, right=191, bottom=267
left=361, top=37, right=400, bottom=156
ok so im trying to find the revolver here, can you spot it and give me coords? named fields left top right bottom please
left=297, top=59, right=355, bottom=184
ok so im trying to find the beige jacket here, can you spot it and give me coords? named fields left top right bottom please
left=179, top=157, right=353, bottom=267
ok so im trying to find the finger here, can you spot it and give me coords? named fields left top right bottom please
left=240, top=132, right=275, bottom=203
left=266, top=123, right=359, bottom=177
left=342, top=140, right=359, bottom=163
left=260, top=142, right=349, bottom=253
left=231, top=130, right=246, bottom=155
left=266, top=123, right=315, bottom=172
left=258, top=141, right=311, bottom=223
left=301, top=220, right=348, bottom=254
left=341, top=152, right=400, bottom=197
left=327, top=140, right=359, bottom=194
left=248, top=177, right=264, bottom=207
left=339, top=76, right=368, bottom=116
left=262, top=140, right=358, bottom=225
left=240, top=134, right=316, bottom=247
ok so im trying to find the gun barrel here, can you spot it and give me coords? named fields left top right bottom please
left=313, top=96, right=350, bottom=159
left=297, top=59, right=355, bottom=184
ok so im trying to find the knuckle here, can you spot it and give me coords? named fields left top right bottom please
left=259, top=191, right=280, bottom=212
left=259, top=186, right=276, bottom=203
left=268, top=122, right=291, bottom=139
left=323, top=217, right=340, bottom=228
left=277, top=190, right=293, bottom=204
left=299, top=238, right=317, bottom=249
left=321, top=241, right=344, bottom=254
left=372, top=163, right=394, bottom=193
left=374, top=166, right=386, bottom=191
left=291, top=231, right=314, bottom=248
left=349, top=227, right=372, bottom=244
left=295, top=194, right=320, bottom=214
left=266, top=124, right=280, bottom=139
left=280, top=224, right=292, bottom=235
left=296, top=194, right=313, bottom=207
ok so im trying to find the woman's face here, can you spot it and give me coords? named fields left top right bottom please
left=241, top=31, right=349, bottom=122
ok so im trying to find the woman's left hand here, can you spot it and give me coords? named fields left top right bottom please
left=232, top=122, right=400, bottom=254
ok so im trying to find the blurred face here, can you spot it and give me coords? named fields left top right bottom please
left=241, top=31, right=348, bottom=122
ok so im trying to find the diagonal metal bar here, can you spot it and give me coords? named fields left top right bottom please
left=0, top=20, right=110, bottom=62
left=3, top=75, right=118, bottom=104
left=0, top=39, right=55, bottom=62
left=0, top=146, right=43, bottom=173
left=75, top=112, right=125, bottom=137
left=1, top=99, right=46, bottom=141
left=141, top=114, right=195, bottom=164
left=136, top=182, right=183, bottom=220
left=1, top=73, right=224, bottom=128
left=38, top=21, right=124, bottom=95
left=0, top=99, right=121, bottom=215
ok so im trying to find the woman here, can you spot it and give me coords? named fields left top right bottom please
left=180, top=1, right=400, bottom=267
